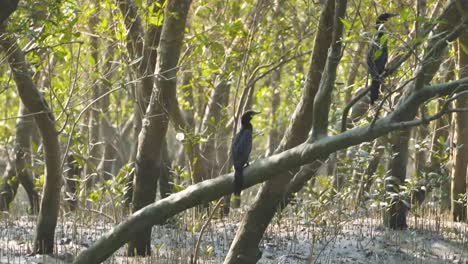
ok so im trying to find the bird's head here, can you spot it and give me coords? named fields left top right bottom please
left=241, top=110, right=260, bottom=123
left=376, top=13, right=398, bottom=24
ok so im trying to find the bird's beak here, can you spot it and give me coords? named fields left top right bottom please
left=252, top=111, right=261, bottom=115
left=388, top=13, right=398, bottom=18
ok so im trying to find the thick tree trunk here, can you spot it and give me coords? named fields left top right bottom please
left=384, top=130, right=411, bottom=229
left=0, top=25, right=62, bottom=255
left=117, top=0, right=164, bottom=206
left=450, top=32, right=468, bottom=221
left=127, top=0, right=192, bottom=256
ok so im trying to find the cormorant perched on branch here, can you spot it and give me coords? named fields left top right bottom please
left=231, top=110, right=260, bottom=196
left=367, top=13, right=397, bottom=104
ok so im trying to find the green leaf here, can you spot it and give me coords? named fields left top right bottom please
left=373, top=49, right=383, bottom=60
left=340, top=18, right=352, bottom=30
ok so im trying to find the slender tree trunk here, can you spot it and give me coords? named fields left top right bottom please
left=65, top=153, right=81, bottom=211
left=409, top=0, right=429, bottom=207
left=0, top=24, right=62, bottom=254
left=0, top=162, right=17, bottom=211
left=450, top=33, right=468, bottom=221
left=97, top=40, right=116, bottom=181
left=265, top=70, right=281, bottom=157
left=344, top=42, right=364, bottom=103
left=158, top=139, right=172, bottom=199
left=355, top=138, right=385, bottom=205
left=201, top=78, right=231, bottom=180
left=14, top=103, right=40, bottom=213
left=85, top=8, right=102, bottom=186
left=127, top=0, right=192, bottom=256
left=175, top=69, right=195, bottom=167
left=284, top=160, right=323, bottom=205
left=428, top=59, right=454, bottom=209
left=410, top=107, right=430, bottom=206
left=0, top=103, right=39, bottom=213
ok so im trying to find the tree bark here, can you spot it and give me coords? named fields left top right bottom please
left=127, top=0, right=192, bottom=256
left=73, top=75, right=468, bottom=264
left=265, top=70, right=281, bottom=157
left=0, top=103, right=39, bottom=213
left=117, top=0, right=164, bottom=206
left=428, top=59, right=454, bottom=209
left=0, top=162, right=17, bottom=211
left=85, top=7, right=102, bottom=186
left=0, top=25, right=62, bottom=254
left=14, top=103, right=40, bottom=214
left=158, top=138, right=172, bottom=199
left=384, top=129, right=411, bottom=229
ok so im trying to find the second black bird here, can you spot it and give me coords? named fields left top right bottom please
left=367, top=13, right=397, bottom=104
left=231, top=110, right=260, bottom=196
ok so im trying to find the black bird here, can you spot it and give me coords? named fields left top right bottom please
left=231, top=110, right=260, bottom=196
left=367, top=13, right=397, bottom=104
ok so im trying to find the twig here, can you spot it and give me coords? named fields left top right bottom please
left=60, top=85, right=124, bottom=172
left=78, top=207, right=115, bottom=222
left=191, top=198, right=223, bottom=264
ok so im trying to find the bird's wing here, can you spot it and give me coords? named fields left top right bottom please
left=374, top=45, right=388, bottom=74
left=231, top=129, right=253, bottom=167
left=367, top=44, right=380, bottom=78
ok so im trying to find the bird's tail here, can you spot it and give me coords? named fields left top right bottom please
left=234, top=166, right=243, bottom=196
left=370, top=79, right=380, bottom=105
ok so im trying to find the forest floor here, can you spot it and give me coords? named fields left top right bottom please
left=0, top=189, right=467, bottom=263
